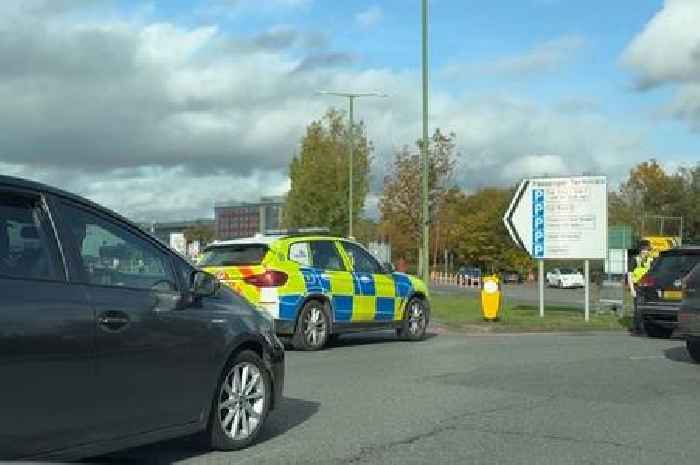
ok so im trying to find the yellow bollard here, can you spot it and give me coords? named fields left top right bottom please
left=481, top=275, right=502, bottom=321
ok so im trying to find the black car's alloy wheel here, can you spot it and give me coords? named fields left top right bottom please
left=208, top=350, right=271, bottom=450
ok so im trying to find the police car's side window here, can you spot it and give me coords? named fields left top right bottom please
left=289, top=242, right=312, bottom=267
left=310, top=241, right=345, bottom=271
left=342, top=242, right=382, bottom=274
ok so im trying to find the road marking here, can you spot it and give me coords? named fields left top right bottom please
left=629, top=355, right=665, bottom=360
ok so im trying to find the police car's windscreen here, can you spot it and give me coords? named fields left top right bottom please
left=199, top=244, right=268, bottom=266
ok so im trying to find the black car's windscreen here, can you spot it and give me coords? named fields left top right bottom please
left=651, top=254, right=700, bottom=275
left=199, top=244, right=268, bottom=266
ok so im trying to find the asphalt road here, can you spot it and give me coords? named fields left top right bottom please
left=92, top=331, right=700, bottom=465
left=433, top=282, right=592, bottom=309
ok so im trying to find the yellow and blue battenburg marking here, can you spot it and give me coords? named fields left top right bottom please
left=277, top=267, right=417, bottom=324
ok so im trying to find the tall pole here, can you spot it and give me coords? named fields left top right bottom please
left=317, top=90, right=386, bottom=238
left=584, top=259, right=590, bottom=322
left=348, top=96, right=355, bottom=238
left=538, top=259, right=544, bottom=318
left=420, top=0, right=430, bottom=283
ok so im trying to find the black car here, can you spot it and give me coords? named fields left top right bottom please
left=457, top=266, right=482, bottom=280
left=500, top=270, right=523, bottom=284
left=634, top=247, right=700, bottom=338
left=0, top=175, right=284, bottom=460
left=677, top=262, right=700, bottom=361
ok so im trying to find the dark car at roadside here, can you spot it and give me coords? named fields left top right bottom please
left=634, top=246, right=700, bottom=338
left=500, top=270, right=523, bottom=284
left=677, top=262, right=700, bottom=361
left=0, top=175, right=284, bottom=461
left=457, top=265, right=482, bottom=281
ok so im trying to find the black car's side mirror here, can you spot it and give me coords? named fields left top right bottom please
left=192, top=271, right=219, bottom=298
left=383, top=261, right=396, bottom=273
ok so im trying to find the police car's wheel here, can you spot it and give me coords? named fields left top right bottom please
left=208, top=350, right=271, bottom=451
left=686, top=338, right=700, bottom=363
left=293, top=300, right=329, bottom=351
left=397, top=297, right=428, bottom=341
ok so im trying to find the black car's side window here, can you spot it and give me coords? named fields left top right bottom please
left=310, top=241, right=345, bottom=271
left=0, top=194, right=61, bottom=281
left=341, top=242, right=382, bottom=274
left=60, top=202, right=177, bottom=291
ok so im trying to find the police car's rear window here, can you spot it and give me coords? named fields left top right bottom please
left=199, top=244, right=268, bottom=266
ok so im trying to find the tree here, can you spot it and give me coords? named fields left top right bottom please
left=379, top=129, right=458, bottom=264
left=353, top=217, right=380, bottom=246
left=284, top=108, right=373, bottom=236
left=609, top=159, right=694, bottom=240
left=676, top=164, right=700, bottom=240
left=184, top=224, right=215, bottom=246
left=449, top=187, right=532, bottom=273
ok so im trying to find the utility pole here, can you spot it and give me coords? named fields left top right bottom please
left=420, top=0, right=430, bottom=283
left=318, top=91, right=387, bottom=238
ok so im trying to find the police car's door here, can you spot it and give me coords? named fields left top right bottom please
left=306, top=240, right=355, bottom=323
left=341, top=242, right=395, bottom=322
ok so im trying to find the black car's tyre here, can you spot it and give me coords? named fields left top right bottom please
left=397, top=297, right=429, bottom=341
left=208, top=350, right=271, bottom=451
left=687, top=338, right=700, bottom=363
left=644, top=322, right=673, bottom=339
left=292, top=300, right=330, bottom=351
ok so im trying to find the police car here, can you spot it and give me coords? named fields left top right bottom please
left=198, top=230, right=430, bottom=350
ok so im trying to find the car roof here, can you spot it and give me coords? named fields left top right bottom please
left=207, top=235, right=283, bottom=247
left=0, top=175, right=180, bottom=256
left=1, top=174, right=136, bottom=226
left=206, top=234, right=353, bottom=248
left=659, top=246, right=700, bottom=256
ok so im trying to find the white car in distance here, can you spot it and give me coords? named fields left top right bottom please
left=546, top=268, right=585, bottom=288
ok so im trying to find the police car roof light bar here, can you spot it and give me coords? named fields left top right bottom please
left=263, top=227, right=331, bottom=237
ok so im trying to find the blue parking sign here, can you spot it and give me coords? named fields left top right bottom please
left=532, top=189, right=545, bottom=258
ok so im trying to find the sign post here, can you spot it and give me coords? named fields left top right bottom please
left=584, top=259, right=590, bottom=321
left=504, top=176, right=607, bottom=320
left=538, top=260, right=544, bottom=317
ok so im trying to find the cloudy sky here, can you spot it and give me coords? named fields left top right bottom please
left=1, top=0, right=698, bottom=221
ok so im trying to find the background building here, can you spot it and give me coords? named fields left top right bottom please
left=140, top=219, right=215, bottom=245
left=215, top=196, right=285, bottom=240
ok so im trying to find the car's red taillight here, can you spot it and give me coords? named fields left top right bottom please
left=243, top=270, right=288, bottom=287
left=639, top=275, right=656, bottom=287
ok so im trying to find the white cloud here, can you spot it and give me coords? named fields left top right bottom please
left=443, top=35, right=586, bottom=79
left=0, top=4, right=656, bottom=222
left=622, top=0, right=700, bottom=87
left=201, top=0, right=312, bottom=18
left=622, top=0, right=700, bottom=130
left=355, top=5, right=383, bottom=28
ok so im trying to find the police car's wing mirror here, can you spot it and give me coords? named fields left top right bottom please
left=382, top=261, right=395, bottom=274
left=192, top=271, right=218, bottom=298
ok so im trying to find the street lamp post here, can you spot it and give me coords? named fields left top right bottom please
left=420, top=0, right=430, bottom=283
left=318, top=90, right=387, bottom=238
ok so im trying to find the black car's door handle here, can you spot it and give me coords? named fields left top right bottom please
left=98, top=311, right=130, bottom=331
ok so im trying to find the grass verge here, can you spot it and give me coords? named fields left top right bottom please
left=430, top=292, right=628, bottom=332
